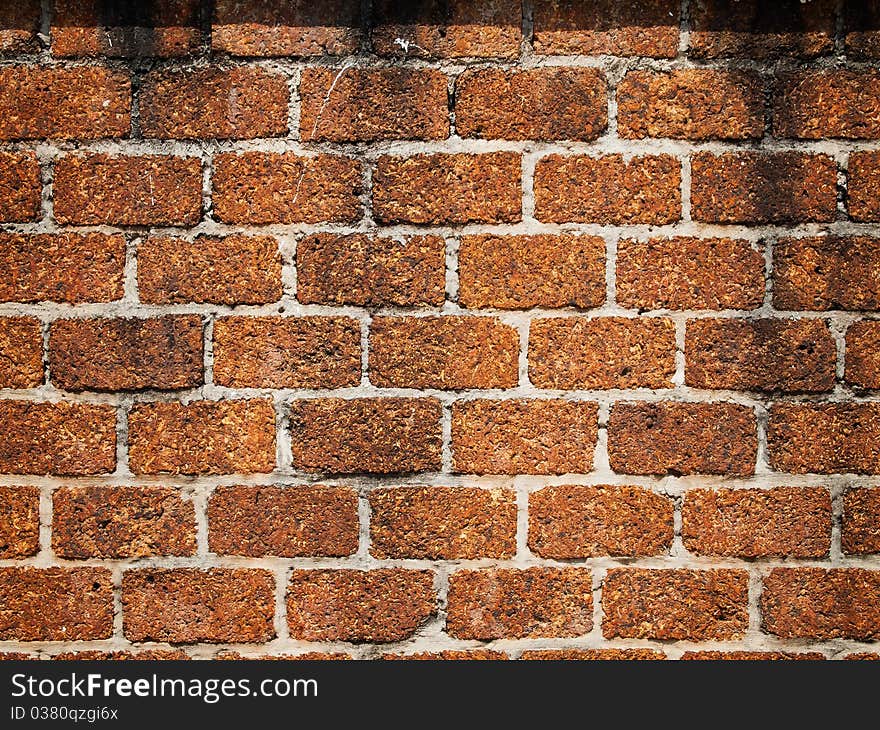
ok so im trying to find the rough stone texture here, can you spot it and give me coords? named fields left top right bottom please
left=843, top=488, right=880, bottom=554
left=0, top=0, right=40, bottom=53
left=54, top=650, right=189, bottom=660
left=608, top=402, right=757, bottom=476
left=383, top=650, right=508, bottom=660
left=0, top=151, right=40, bottom=222
left=849, top=152, right=880, bottom=221
left=216, top=652, right=351, bottom=660
left=520, top=649, right=666, bottom=660
left=0, top=486, right=39, bottom=558
left=681, top=651, right=824, bottom=660
left=208, top=485, right=358, bottom=557
left=452, top=399, right=598, bottom=475
left=287, top=569, right=436, bottom=642
left=846, top=2, right=880, bottom=58
left=846, top=321, right=880, bottom=389
left=369, top=316, right=519, bottom=389
left=528, top=485, right=673, bottom=558
left=845, top=652, right=880, bottom=660
left=369, top=486, right=517, bottom=559
left=0, top=317, right=43, bottom=388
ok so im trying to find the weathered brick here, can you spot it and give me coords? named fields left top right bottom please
left=845, top=2, right=880, bottom=58
left=384, top=650, right=508, bottom=660
left=369, top=486, right=517, bottom=559
left=691, top=152, right=837, bottom=224
left=0, top=151, right=40, bottom=222
left=521, top=649, right=665, bottom=660
left=452, top=399, right=598, bottom=474
left=0, top=0, right=40, bottom=54
left=528, top=317, right=676, bottom=390
left=529, top=485, right=673, bottom=558
left=447, top=568, right=593, bottom=640
left=53, top=486, right=196, bottom=558
left=123, top=568, right=275, bottom=643
left=208, top=485, right=358, bottom=557
left=845, top=652, right=880, bottom=660
left=128, top=400, right=276, bottom=475
left=0, top=653, right=34, bottom=660
left=846, top=321, right=880, bottom=389
left=213, top=152, right=361, bottom=224
left=843, top=488, right=880, bottom=554
left=287, top=569, right=436, bottom=642
left=0, top=402, right=115, bottom=475
left=217, top=652, right=350, bottom=660
left=373, top=152, right=521, bottom=225
left=369, top=316, right=519, bottom=389
left=534, top=154, right=680, bottom=224
left=54, top=154, right=202, bottom=226
left=289, top=398, right=442, bottom=474
left=849, top=152, right=880, bottom=221
left=0, top=317, right=43, bottom=388
left=213, top=316, right=361, bottom=389
left=55, top=650, right=189, bottom=660
left=49, top=315, right=204, bottom=392
left=682, top=487, right=831, bottom=558
left=0, top=486, right=39, bottom=558
left=681, top=651, right=823, bottom=660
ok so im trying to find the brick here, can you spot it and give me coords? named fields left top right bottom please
left=128, top=400, right=275, bottom=475
left=0, top=232, right=124, bottom=304
left=384, top=650, right=507, bottom=660
left=529, top=485, right=673, bottom=559
left=208, top=485, right=358, bottom=557
left=141, top=67, right=288, bottom=140
left=369, top=486, right=517, bottom=559
left=520, top=649, right=665, bottom=660
left=616, top=237, right=765, bottom=311
left=212, top=0, right=361, bottom=56
left=0, top=151, right=40, bottom=222
left=54, top=154, right=201, bottom=226
left=372, top=0, right=520, bottom=59
left=296, top=233, right=445, bottom=307
left=289, top=398, right=442, bottom=474
left=0, top=486, right=39, bottom=558
left=53, top=486, right=196, bottom=559
left=690, top=0, right=835, bottom=58
left=682, top=487, right=831, bottom=558
left=533, top=0, right=679, bottom=57
left=774, top=236, right=880, bottom=311
left=843, top=488, right=880, bottom=554
left=452, top=399, right=597, bottom=474
left=534, top=154, right=680, bottom=224
left=287, top=569, right=436, bottom=642
left=618, top=69, right=763, bottom=140
left=602, top=569, right=749, bottom=640
left=762, top=568, right=880, bottom=640
left=373, top=152, right=521, bottom=225
left=123, top=568, right=275, bottom=643
left=768, top=403, right=880, bottom=474
left=0, top=567, right=113, bottom=640
left=849, top=152, right=880, bottom=221
left=691, top=152, right=837, bottom=224
left=369, top=316, right=519, bottom=389
left=681, top=652, right=824, bottom=660
left=0, top=0, right=40, bottom=53
left=0, top=653, right=35, bottom=660
left=55, top=650, right=189, bottom=660
left=459, top=234, right=605, bottom=310
left=447, top=568, right=593, bottom=640
left=212, top=316, right=361, bottom=389
left=846, top=3, right=880, bottom=58
left=528, top=316, right=676, bottom=390
left=685, top=318, right=836, bottom=393
left=300, top=67, right=448, bottom=142
left=845, top=652, right=880, bottom=660
left=0, top=402, right=115, bottom=475
left=217, top=652, right=350, bottom=660
left=49, top=315, right=204, bottom=392
left=213, top=152, right=361, bottom=224
left=455, top=67, right=607, bottom=141
left=0, top=317, right=43, bottom=388
left=846, top=321, right=880, bottom=389
left=138, top=235, right=282, bottom=305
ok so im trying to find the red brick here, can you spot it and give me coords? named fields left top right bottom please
left=0, top=567, right=113, bottom=640
left=459, top=234, right=605, bottom=310
left=123, top=568, right=275, bottom=643
left=213, top=152, right=361, bottom=224
left=0, top=401, right=115, bottom=475
left=843, top=488, right=880, bottom=554
left=616, top=237, right=765, bottom=311
left=54, top=154, right=201, bottom=226
left=213, top=316, right=361, bottom=389
left=373, top=152, right=521, bottom=225
left=217, top=652, right=350, bottom=660
left=0, top=486, right=39, bottom=558
left=681, top=651, right=824, bottom=660
left=0, top=317, right=43, bottom=388
left=53, top=486, right=196, bottom=559
left=141, top=67, right=288, bottom=140
left=369, top=486, right=517, bottom=559
left=455, top=67, right=607, bottom=141
left=846, top=321, right=880, bottom=389
left=0, top=0, right=40, bottom=54
left=691, top=152, right=837, bottom=224
left=0, top=653, right=35, bottom=660
left=529, top=485, right=673, bottom=558
left=602, top=569, right=749, bottom=640
left=128, top=400, right=276, bottom=475
left=369, top=316, right=519, bottom=389
left=447, top=568, right=593, bottom=640
left=849, top=152, right=880, bottom=221
left=682, top=487, right=831, bottom=558
left=528, top=316, right=676, bottom=390
left=845, top=652, right=880, bottom=660
left=49, top=315, right=204, bottom=392
left=452, top=399, right=597, bottom=474
left=289, top=398, right=442, bottom=474
left=0, top=151, right=40, bottom=222
left=300, top=67, right=448, bottom=142
left=55, top=650, right=189, bottom=660
left=287, top=569, right=436, bottom=642
left=534, top=154, right=680, bottom=224
left=384, top=650, right=508, bottom=660
left=845, top=3, right=880, bottom=58
left=208, top=485, right=358, bottom=557
left=521, top=649, right=665, bottom=660
left=762, top=568, right=880, bottom=640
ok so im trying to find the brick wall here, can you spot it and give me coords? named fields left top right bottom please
left=0, top=0, right=879, bottom=661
